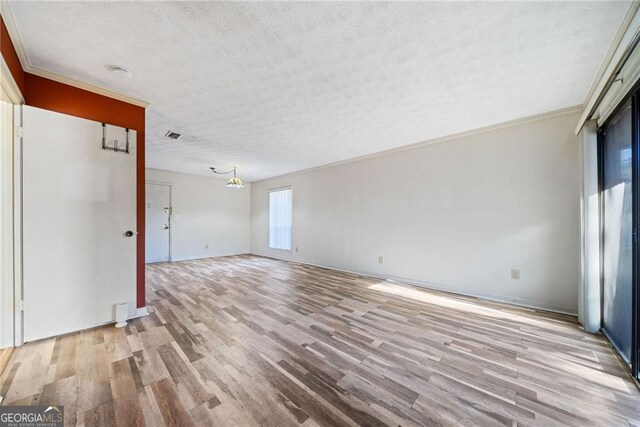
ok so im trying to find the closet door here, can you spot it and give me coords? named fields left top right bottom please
left=22, top=106, right=137, bottom=341
left=601, top=98, right=634, bottom=365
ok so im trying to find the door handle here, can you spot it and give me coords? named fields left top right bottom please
left=125, top=230, right=134, bottom=237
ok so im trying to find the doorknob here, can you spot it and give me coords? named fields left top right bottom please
left=125, top=230, right=134, bottom=237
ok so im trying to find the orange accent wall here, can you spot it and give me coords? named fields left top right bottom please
left=1, top=20, right=146, bottom=309
left=0, top=16, right=25, bottom=95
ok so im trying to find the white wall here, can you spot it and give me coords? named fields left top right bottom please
left=146, top=169, right=251, bottom=261
left=251, top=111, right=581, bottom=314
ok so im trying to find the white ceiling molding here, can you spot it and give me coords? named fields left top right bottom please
left=0, top=3, right=148, bottom=108
left=25, top=67, right=149, bottom=108
left=1, top=56, right=24, bottom=104
left=575, top=2, right=640, bottom=133
left=0, top=2, right=28, bottom=72
left=253, top=105, right=583, bottom=183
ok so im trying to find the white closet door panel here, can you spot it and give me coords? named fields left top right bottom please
left=22, top=106, right=137, bottom=342
left=145, top=183, right=170, bottom=263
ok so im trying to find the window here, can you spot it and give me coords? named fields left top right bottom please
left=269, top=188, right=292, bottom=251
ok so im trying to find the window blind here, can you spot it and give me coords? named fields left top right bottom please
left=269, top=188, right=292, bottom=250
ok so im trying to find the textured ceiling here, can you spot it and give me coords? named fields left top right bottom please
left=7, top=1, right=631, bottom=181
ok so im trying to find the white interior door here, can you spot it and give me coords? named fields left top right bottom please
left=145, top=183, right=171, bottom=263
left=22, top=106, right=137, bottom=342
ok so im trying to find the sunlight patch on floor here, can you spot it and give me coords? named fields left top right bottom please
left=368, top=281, right=564, bottom=331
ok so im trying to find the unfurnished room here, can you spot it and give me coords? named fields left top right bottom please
left=0, top=1, right=639, bottom=426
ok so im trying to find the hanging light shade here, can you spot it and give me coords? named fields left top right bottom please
left=226, top=176, right=244, bottom=188
left=210, top=166, right=245, bottom=189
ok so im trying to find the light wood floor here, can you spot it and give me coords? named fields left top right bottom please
left=0, top=347, right=14, bottom=377
left=1, top=255, right=639, bottom=426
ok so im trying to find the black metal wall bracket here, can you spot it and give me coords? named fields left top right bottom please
left=102, top=123, right=130, bottom=154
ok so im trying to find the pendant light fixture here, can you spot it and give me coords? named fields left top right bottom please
left=210, top=166, right=244, bottom=188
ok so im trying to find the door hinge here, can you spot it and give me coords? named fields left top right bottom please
left=15, top=300, right=23, bottom=312
left=15, top=127, right=23, bottom=138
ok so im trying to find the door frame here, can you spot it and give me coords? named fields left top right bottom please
left=597, top=83, right=640, bottom=381
left=0, top=55, right=24, bottom=350
left=634, top=91, right=640, bottom=380
left=145, top=180, right=173, bottom=263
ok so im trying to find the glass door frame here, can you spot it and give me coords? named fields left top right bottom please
left=597, top=84, right=640, bottom=381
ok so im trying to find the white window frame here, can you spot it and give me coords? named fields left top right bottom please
left=268, top=186, right=293, bottom=252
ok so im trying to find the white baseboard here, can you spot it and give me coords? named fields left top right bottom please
left=146, top=258, right=169, bottom=264
left=167, top=252, right=251, bottom=263
left=250, top=251, right=578, bottom=316
left=128, top=306, right=149, bottom=320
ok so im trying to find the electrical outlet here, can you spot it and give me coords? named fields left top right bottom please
left=378, top=256, right=384, bottom=264
left=205, top=244, right=209, bottom=249
left=511, top=269, right=520, bottom=280
left=295, top=247, right=299, bottom=252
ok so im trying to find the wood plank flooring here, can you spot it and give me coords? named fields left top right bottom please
left=1, top=254, right=639, bottom=426
left=0, top=347, right=14, bottom=377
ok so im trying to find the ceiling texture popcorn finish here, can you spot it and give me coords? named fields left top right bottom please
left=6, top=1, right=631, bottom=181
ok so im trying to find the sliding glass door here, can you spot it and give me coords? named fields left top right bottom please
left=599, top=88, right=640, bottom=380
left=600, top=99, right=634, bottom=367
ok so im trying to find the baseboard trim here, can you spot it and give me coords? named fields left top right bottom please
left=23, top=307, right=150, bottom=344
left=165, top=252, right=251, bottom=263
left=250, top=251, right=578, bottom=316
left=129, top=306, right=149, bottom=320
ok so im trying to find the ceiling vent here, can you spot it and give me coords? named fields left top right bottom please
left=164, top=131, right=182, bottom=140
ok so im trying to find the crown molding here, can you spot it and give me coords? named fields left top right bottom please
left=26, top=67, right=149, bottom=108
left=0, top=2, right=149, bottom=108
left=254, top=105, right=583, bottom=183
left=0, top=2, right=29, bottom=73
left=1, top=55, right=24, bottom=104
